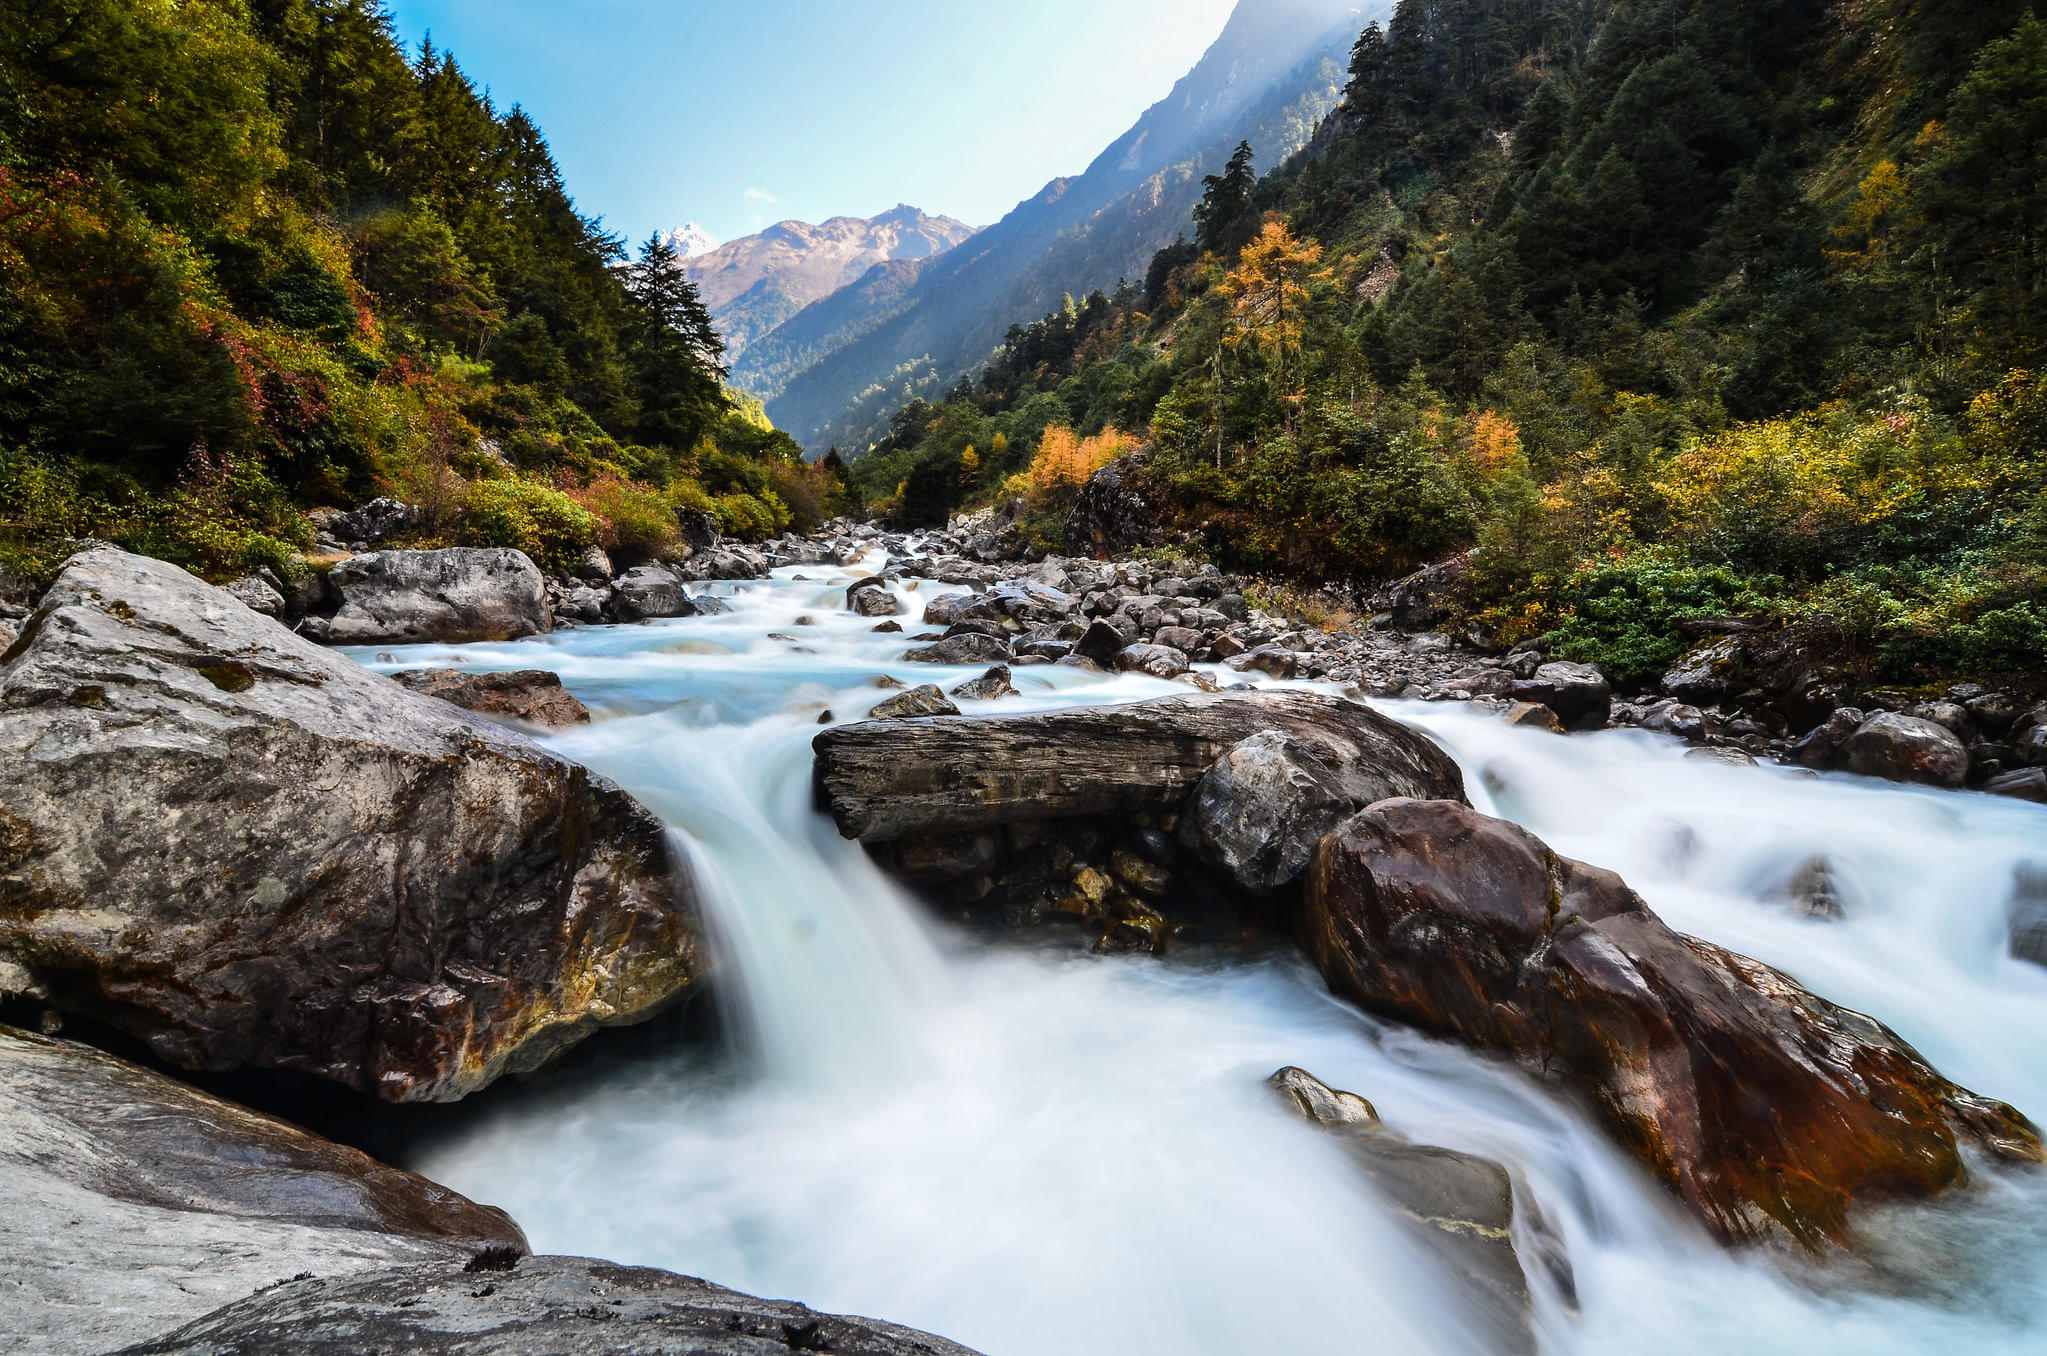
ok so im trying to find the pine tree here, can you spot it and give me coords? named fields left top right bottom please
left=1194, top=141, right=1260, bottom=259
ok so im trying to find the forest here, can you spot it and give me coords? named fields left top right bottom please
left=0, top=0, right=847, bottom=585
left=851, top=0, right=2047, bottom=686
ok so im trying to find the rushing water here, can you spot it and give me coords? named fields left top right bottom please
left=353, top=551, right=2047, bottom=1356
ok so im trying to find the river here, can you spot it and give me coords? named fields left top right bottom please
left=350, top=548, right=2047, bottom=1356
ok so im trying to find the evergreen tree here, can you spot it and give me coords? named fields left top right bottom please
left=624, top=234, right=729, bottom=451
left=1194, top=141, right=1261, bottom=259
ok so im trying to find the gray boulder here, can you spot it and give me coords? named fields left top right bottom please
left=326, top=549, right=550, bottom=646
left=950, top=665, right=1019, bottom=701
left=0, top=1025, right=525, bottom=1356
left=2009, top=864, right=2047, bottom=969
left=1509, top=661, right=1612, bottom=730
left=1842, top=712, right=1971, bottom=788
left=870, top=685, right=960, bottom=720
left=904, top=632, right=1012, bottom=666
left=391, top=668, right=590, bottom=729
left=610, top=564, right=695, bottom=622
left=1186, top=730, right=1430, bottom=892
left=814, top=690, right=1466, bottom=844
left=114, top=1255, right=985, bottom=1356
left=1661, top=637, right=1743, bottom=704
left=679, top=546, right=767, bottom=582
left=1112, top=642, right=1191, bottom=679
left=326, top=497, right=421, bottom=547
left=0, top=548, right=702, bottom=1101
left=848, top=578, right=906, bottom=617
left=223, top=574, right=286, bottom=617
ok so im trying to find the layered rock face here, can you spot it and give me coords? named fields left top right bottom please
left=814, top=690, right=1466, bottom=952
left=0, top=1025, right=526, bottom=1355
left=0, top=548, right=702, bottom=1101
left=1303, top=798, right=2042, bottom=1248
left=323, top=548, right=551, bottom=645
left=115, top=1255, right=988, bottom=1356
left=815, top=690, right=1465, bottom=843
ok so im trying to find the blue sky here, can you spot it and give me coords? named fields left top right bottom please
left=383, top=0, right=1241, bottom=248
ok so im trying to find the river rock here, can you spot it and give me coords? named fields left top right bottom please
left=392, top=668, right=591, bottom=728
left=904, top=632, right=1012, bottom=666
left=1074, top=617, right=1133, bottom=663
left=1185, top=730, right=1427, bottom=892
left=2010, top=864, right=2047, bottom=969
left=1383, top=558, right=1467, bottom=631
left=1113, top=642, right=1190, bottom=679
left=1303, top=797, right=2042, bottom=1249
left=678, top=546, right=767, bottom=582
left=0, top=1025, right=526, bottom=1356
left=1661, top=637, right=1743, bottom=704
left=223, top=574, right=286, bottom=617
left=950, top=665, right=1018, bottom=701
left=1267, top=1066, right=1540, bottom=1355
left=847, top=577, right=904, bottom=617
left=870, top=685, right=960, bottom=720
left=1842, top=712, right=1971, bottom=788
left=114, top=1254, right=987, bottom=1356
left=325, top=548, right=550, bottom=646
left=1508, top=662, right=1611, bottom=731
left=920, top=592, right=979, bottom=627
left=1503, top=701, right=1566, bottom=734
left=610, top=564, right=696, bottom=621
left=814, top=690, right=1466, bottom=844
left=1987, top=767, right=2047, bottom=803
left=1065, top=452, right=1160, bottom=558
left=0, top=548, right=702, bottom=1102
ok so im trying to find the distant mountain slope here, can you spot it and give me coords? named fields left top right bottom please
left=654, top=222, right=719, bottom=259
left=765, top=0, right=1374, bottom=452
left=681, top=206, right=976, bottom=364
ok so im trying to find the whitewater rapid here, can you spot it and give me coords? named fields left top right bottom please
left=353, top=552, right=2047, bottom=1356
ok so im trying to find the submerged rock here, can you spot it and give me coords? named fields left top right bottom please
left=391, top=668, right=591, bottom=729
left=324, top=548, right=551, bottom=646
left=0, top=548, right=702, bottom=1102
left=0, top=1025, right=525, bottom=1356
left=1303, top=797, right=2042, bottom=1249
left=1268, top=1066, right=1547, bottom=1355
left=115, top=1255, right=987, bottom=1356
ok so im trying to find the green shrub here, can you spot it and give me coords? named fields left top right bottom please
left=1546, top=551, right=1788, bottom=681
left=713, top=491, right=790, bottom=540
left=460, top=478, right=596, bottom=573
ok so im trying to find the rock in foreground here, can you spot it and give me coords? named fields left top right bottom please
left=0, top=548, right=701, bottom=1102
left=1268, top=1067, right=1548, bottom=1355
left=323, top=548, right=552, bottom=646
left=814, top=690, right=1465, bottom=843
left=0, top=1026, right=525, bottom=1356
left=116, top=1255, right=986, bottom=1356
left=1304, top=798, right=2042, bottom=1248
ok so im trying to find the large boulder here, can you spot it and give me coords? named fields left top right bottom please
left=0, top=549, right=702, bottom=1102
left=325, top=549, right=550, bottom=646
left=115, top=1255, right=986, bottom=1356
left=814, top=690, right=1465, bottom=844
left=391, top=668, right=591, bottom=729
left=1065, top=453, right=1161, bottom=558
left=609, top=564, right=696, bottom=622
left=1660, top=636, right=1744, bottom=704
left=1842, top=711, right=1971, bottom=788
left=0, top=1025, right=525, bottom=1356
left=1185, top=730, right=1430, bottom=892
left=1304, top=798, right=2041, bottom=1249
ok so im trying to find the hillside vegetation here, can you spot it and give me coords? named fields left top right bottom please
left=0, top=0, right=845, bottom=586
left=857, top=0, right=2047, bottom=689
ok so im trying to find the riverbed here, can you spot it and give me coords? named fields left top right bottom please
left=352, top=550, right=2047, bottom=1356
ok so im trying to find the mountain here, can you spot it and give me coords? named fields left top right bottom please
left=655, top=222, right=720, bottom=259
left=764, top=0, right=1374, bottom=452
left=681, top=206, right=977, bottom=366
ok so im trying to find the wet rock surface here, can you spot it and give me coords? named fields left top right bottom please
left=322, top=548, right=552, bottom=646
left=1303, top=797, right=2043, bottom=1249
left=391, top=668, right=592, bottom=729
left=814, top=690, right=1466, bottom=844
left=115, top=1256, right=986, bottom=1356
left=0, top=548, right=702, bottom=1102
left=1267, top=1066, right=1546, bottom=1355
left=0, top=1025, right=525, bottom=1356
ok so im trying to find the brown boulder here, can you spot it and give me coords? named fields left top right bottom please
left=392, top=668, right=591, bottom=729
left=1303, top=798, right=2041, bottom=1249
